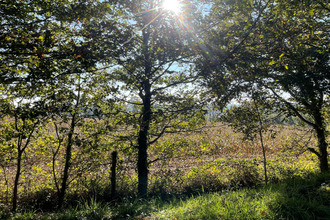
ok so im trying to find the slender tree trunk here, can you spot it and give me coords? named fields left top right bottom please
left=259, top=129, right=268, bottom=185
left=58, top=114, right=76, bottom=208
left=58, top=76, right=81, bottom=208
left=52, top=122, right=62, bottom=194
left=253, top=94, right=268, bottom=184
left=12, top=119, right=38, bottom=211
left=12, top=150, right=22, bottom=211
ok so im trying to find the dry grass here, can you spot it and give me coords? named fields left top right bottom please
left=149, top=123, right=316, bottom=170
left=0, top=121, right=322, bottom=210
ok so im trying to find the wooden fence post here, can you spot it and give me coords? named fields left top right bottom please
left=111, top=151, right=117, bottom=197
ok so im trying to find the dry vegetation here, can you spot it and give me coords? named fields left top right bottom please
left=148, top=123, right=319, bottom=192
left=0, top=121, right=322, bottom=211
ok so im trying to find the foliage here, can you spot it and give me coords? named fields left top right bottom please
left=0, top=0, right=131, bottom=209
left=256, top=0, right=330, bottom=172
left=0, top=0, right=127, bottom=84
left=110, top=0, right=209, bottom=195
left=221, top=92, right=276, bottom=140
left=0, top=0, right=329, bottom=218
left=197, top=0, right=330, bottom=171
left=222, top=90, right=278, bottom=184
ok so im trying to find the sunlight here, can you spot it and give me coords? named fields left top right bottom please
left=163, top=0, right=182, bottom=14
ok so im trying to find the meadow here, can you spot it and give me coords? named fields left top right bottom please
left=0, top=122, right=329, bottom=219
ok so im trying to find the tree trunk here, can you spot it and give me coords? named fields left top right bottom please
left=12, top=119, right=38, bottom=211
left=315, top=127, right=328, bottom=172
left=137, top=23, right=152, bottom=197
left=12, top=150, right=22, bottom=211
left=314, top=110, right=329, bottom=172
left=317, top=134, right=328, bottom=173
left=137, top=85, right=151, bottom=197
left=137, top=140, right=148, bottom=197
left=58, top=114, right=76, bottom=208
left=259, top=129, right=268, bottom=185
left=253, top=94, right=268, bottom=184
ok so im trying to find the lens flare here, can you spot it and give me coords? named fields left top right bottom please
left=163, top=0, right=182, bottom=14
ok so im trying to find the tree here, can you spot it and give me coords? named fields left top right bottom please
left=112, top=0, right=207, bottom=196
left=0, top=83, right=48, bottom=211
left=48, top=66, right=121, bottom=208
left=0, top=0, right=125, bottom=85
left=1, top=0, right=130, bottom=208
left=257, top=0, right=330, bottom=172
left=222, top=89, right=278, bottom=185
left=196, top=0, right=329, bottom=172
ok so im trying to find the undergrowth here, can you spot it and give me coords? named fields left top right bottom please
left=0, top=124, right=329, bottom=219
left=0, top=171, right=329, bottom=219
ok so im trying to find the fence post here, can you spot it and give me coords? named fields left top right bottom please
left=111, top=151, right=117, bottom=197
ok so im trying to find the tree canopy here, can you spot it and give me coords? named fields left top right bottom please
left=197, top=0, right=329, bottom=171
left=0, top=0, right=329, bottom=206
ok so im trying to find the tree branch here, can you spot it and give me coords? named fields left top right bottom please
left=266, top=85, right=316, bottom=128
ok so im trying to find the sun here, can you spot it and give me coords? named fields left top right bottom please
left=162, top=0, right=182, bottom=14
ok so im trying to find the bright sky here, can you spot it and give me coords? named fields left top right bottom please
left=162, top=0, right=182, bottom=14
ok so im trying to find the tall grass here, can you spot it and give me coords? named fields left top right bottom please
left=0, top=123, right=328, bottom=219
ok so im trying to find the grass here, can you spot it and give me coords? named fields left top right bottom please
left=155, top=189, right=278, bottom=219
left=1, top=172, right=329, bottom=219
left=0, top=123, right=329, bottom=219
left=152, top=172, right=330, bottom=219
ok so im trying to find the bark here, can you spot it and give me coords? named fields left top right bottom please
left=316, top=128, right=328, bottom=172
left=12, top=119, right=38, bottom=211
left=259, top=129, right=268, bottom=185
left=58, top=113, right=76, bottom=208
left=137, top=83, right=151, bottom=197
left=12, top=150, right=22, bottom=211
left=137, top=22, right=152, bottom=197
left=314, top=111, right=329, bottom=172
left=137, top=140, right=149, bottom=197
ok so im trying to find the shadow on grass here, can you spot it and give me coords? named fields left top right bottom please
left=269, top=172, right=330, bottom=220
left=149, top=171, right=330, bottom=219
left=1, top=171, right=329, bottom=219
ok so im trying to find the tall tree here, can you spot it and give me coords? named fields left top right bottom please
left=197, top=0, right=329, bottom=172
left=113, top=0, right=207, bottom=196
left=258, top=0, right=329, bottom=172
left=1, top=0, right=129, bottom=209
